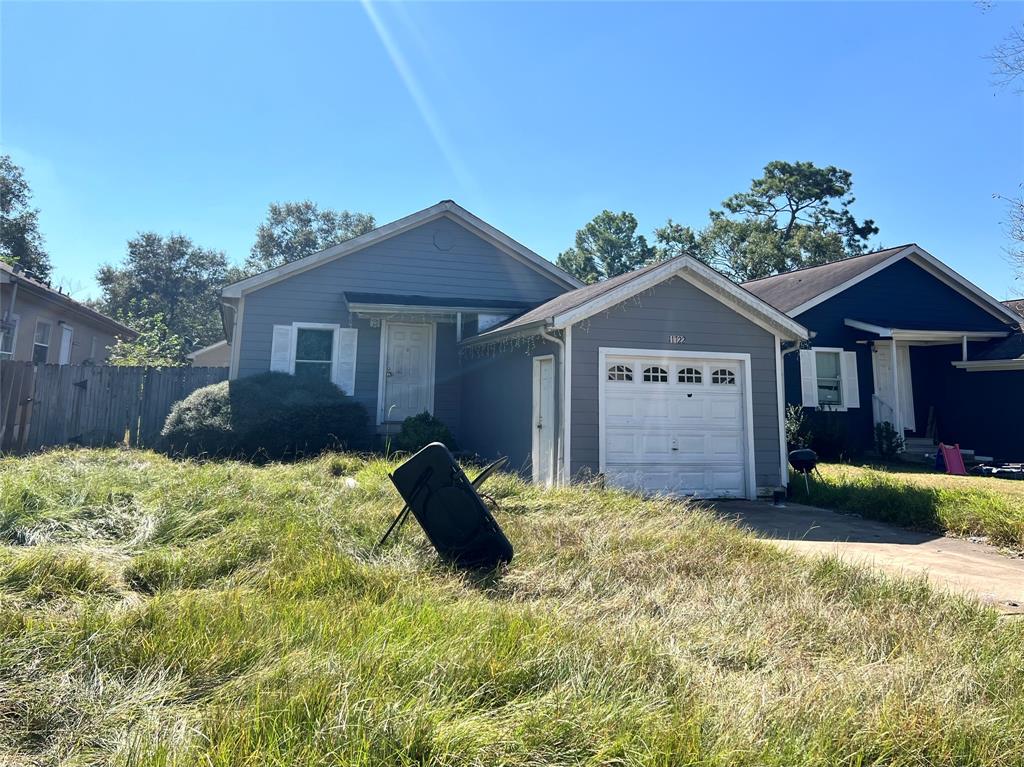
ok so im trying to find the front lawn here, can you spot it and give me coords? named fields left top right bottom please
left=792, top=462, right=1024, bottom=548
left=1, top=449, right=1023, bottom=766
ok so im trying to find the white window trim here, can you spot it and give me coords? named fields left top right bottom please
left=811, top=346, right=847, bottom=412
left=33, top=319, right=52, bottom=364
left=376, top=319, right=437, bottom=425
left=597, top=347, right=757, bottom=501
left=0, top=314, right=19, bottom=360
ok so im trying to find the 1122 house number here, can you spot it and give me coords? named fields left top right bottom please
left=669, top=335, right=686, bottom=344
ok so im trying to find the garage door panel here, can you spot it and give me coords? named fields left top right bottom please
left=602, top=353, right=749, bottom=498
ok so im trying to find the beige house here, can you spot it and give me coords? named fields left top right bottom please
left=0, top=262, right=135, bottom=365
left=186, top=339, right=230, bottom=367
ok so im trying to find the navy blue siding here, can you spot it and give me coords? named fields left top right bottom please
left=788, top=258, right=1018, bottom=455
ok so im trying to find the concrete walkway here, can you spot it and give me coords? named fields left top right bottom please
left=712, top=500, right=1024, bottom=615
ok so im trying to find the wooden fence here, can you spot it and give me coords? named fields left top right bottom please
left=0, top=362, right=227, bottom=454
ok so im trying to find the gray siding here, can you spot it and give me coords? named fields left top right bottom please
left=459, top=338, right=560, bottom=475
left=569, top=276, right=784, bottom=489
left=235, top=216, right=568, bottom=429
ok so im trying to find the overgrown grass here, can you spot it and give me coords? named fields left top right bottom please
left=1, top=449, right=1022, bottom=766
left=792, top=463, right=1024, bottom=548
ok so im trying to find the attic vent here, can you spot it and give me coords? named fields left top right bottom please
left=433, top=228, right=455, bottom=251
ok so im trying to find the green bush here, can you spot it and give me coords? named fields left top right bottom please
left=874, top=421, right=905, bottom=460
left=393, top=411, right=457, bottom=454
left=161, top=372, right=369, bottom=460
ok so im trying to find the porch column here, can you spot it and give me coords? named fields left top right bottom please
left=891, top=338, right=901, bottom=433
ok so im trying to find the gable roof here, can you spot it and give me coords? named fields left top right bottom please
left=0, top=261, right=136, bottom=337
left=741, top=244, right=1022, bottom=325
left=222, top=200, right=583, bottom=299
left=467, top=255, right=809, bottom=343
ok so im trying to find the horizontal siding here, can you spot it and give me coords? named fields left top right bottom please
left=569, top=275, right=784, bottom=489
left=459, top=338, right=559, bottom=475
left=236, top=217, right=569, bottom=413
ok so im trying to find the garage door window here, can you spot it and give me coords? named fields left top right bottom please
left=711, top=368, right=736, bottom=385
left=677, top=367, right=702, bottom=384
left=643, top=365, right=668, bottom=383
left=607, top=364, right=633, bottom=382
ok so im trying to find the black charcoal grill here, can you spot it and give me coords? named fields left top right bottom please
left=788, top=448, right=819, bottom=494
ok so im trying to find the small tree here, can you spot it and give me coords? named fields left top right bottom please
left=107, top=312, right=187, bottom=367
left=873, top=421, right=905, bottom=461
left=785, top=404, right=812, bottom=449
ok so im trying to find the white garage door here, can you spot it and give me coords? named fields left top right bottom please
left=600, top=353, right=749, bottom=498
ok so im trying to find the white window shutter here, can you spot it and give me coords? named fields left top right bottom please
left=270, top=325, right=293, bottom=373
left=840, top=351, right=860, bottom=408
left=333, top=328, right=358, bottom=396
left=799, top=350, right=818, bottom=407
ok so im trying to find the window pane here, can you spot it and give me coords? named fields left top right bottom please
left=816, top=351, right=840, bottom=378
left=0, top=326, right=13, bottom=355
left=815, top=351, right=842, bottom=405
left=33, top=344, right=48, bottom=364
left=35, top=322, right=51, bottom=345
left=294, top=361, right=332, bottom=382
left=295, top=328, right=333, bottom=361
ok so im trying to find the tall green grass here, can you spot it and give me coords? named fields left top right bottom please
left=1, top=449, right=1022, bottom=766
left=792, top=463, right=1024, bottom=547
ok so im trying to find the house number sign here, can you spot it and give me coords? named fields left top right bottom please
left=669, top=335, right=686, bottom=344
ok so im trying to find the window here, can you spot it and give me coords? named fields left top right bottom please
left=711, top=368, right=736, bottom=385
left=815, top=350, right=842, bottom=406
left=643, top=365, right=668, bottom=383
left=0, top=317, right=17, bottom=360
left=293, top=327, right=334, bottom=382
left=677, top=367, right=702, bottom=384
left=607, top=364, right=633, bottom=382
left=33, top=321, right=51, bottom=364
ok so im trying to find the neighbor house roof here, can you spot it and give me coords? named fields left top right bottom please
left=740, top=246, right=911, bottom=313
left=0, top=260, right=136, bottom=337
left=221, top=200, right=584, bottom=299
left=741, top=244, right=1022, bottom=325
left=1003, top=298, right=1024, bottom=318
left=466, top=255, right=809, bottom=343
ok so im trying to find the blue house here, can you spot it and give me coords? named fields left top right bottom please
left=742, top=245, right=1024, bottom=460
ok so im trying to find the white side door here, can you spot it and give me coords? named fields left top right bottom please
left=872, top=343, right=915, bottom=432
left=381, top=322, right=435, bottom=423
left=57, top=325, right=74, bottom=365
left=532, top=355, right=556, bottom=486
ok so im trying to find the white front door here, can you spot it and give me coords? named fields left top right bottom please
left=532, top=355, right=556, bottom=486
left=57, top=325, right=74, bottom=365
left=872, top=342, right=915, bottom=432
left=380, top=322, right=435, bottom=423
left=601, top=354, right=749, bottom=498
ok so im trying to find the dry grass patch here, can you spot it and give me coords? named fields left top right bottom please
left=0, top=449, right=1022, bottom=766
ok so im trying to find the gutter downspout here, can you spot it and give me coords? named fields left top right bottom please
left=539, top=326, right=565, bottom=486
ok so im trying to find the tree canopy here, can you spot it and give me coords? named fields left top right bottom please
left=107, top=311, right=188, bottom=367
left=96, top=233, right=229, bottom=354
left=246, top=201, right=375, bottom=274
left=562, top=161, right=879, bottom=284
left=0, top=155, right=52, bottom=280
left=555, top=210, right=656, bottom=284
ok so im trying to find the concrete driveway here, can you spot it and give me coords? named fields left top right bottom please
left=713, top=500, right=1024, bottom=615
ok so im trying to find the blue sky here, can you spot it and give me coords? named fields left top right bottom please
left=3, top=1, right=1023, bottom=301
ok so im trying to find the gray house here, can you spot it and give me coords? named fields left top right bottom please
left=220, top=201, right=808, bottom=499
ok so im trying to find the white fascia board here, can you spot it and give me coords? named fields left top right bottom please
left=951, top=359, right=1024, bottom=371
left=551, top=257, right=809, bottom=341
left=347, top=302, right=523, bottom=316
left=842, top=319, right=1008, bottom=341
left=222, top=201, right=582, bottom=299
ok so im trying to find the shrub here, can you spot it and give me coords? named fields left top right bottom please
left=874, top=421, right=905, bottom=461
left=785, top=404, right=812, bottom=449
left=393, top=411, right=457, bottom=454
left=808, top=407, right=848, bottom=461
left=161, top=372, right=369, bottom=460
